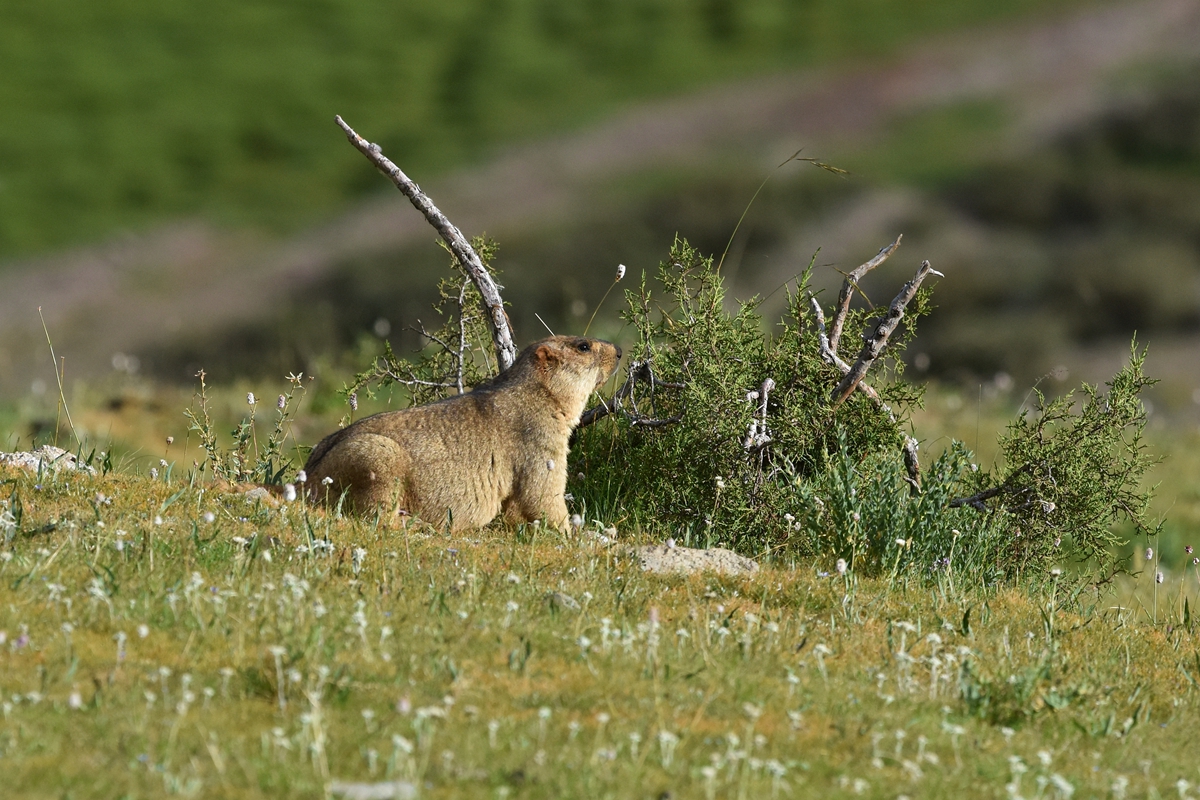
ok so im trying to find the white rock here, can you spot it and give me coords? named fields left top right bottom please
left=0, top=446, right=96, bottom=475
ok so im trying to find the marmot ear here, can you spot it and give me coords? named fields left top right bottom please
left=535, top=343, right=561, bottom=369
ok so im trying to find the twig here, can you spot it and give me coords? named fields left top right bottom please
left=335, top=115, right=517, bottom=371
left=412, top=322, right=455, bottom=354
left=828, top=236, right=902, bottom=355
left=38, top=307, right=79, bottom=447
left=830, top=259, right=941, bottom=409
left=455, top=282, right=469, bottom=394
left=949, top=486, right=1008, bottom=511
left=376, top=352, right=458, bottom=390
left=949, top=464, right=1033, bottom=510
left=578, top=359, right=684, bottom=429
left=810, top=295, right=921, bottom=490
left=718, top=149, right=850, bottom=274
left=743, top=378, right=775, bottom=451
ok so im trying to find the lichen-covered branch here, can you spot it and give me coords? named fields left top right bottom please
left=334, top=115, right=517, bottom=371
left=828, top=236, right=902, bottom=355
left=811, top=294, right=921, bottom=490
left=830, top=259, right=941, bottom=409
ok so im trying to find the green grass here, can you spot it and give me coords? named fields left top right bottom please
left=2, top=461, right=1199, bottom=798
left=0, top=0, right=1096, bottom=260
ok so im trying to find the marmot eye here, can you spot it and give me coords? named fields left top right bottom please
left=577, top=342, right=591, bottom=352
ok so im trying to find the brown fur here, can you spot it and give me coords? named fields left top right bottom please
left=304, top=336, right=620, bottom=530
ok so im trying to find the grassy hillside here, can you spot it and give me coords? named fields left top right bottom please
left=1, top=461, right=1197, bottom=798
left=0, top=0, right=1091, bottom=260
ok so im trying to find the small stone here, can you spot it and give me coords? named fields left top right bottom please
left=0, top=446, right=96, bottom=475
left=634, top=544, right=759, bottom=577
left=329, top=781, right=417, bottom=800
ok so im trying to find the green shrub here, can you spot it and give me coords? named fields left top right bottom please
left=954, top=343, right=1161, bottom=577
left=571, top=237, right=926, bottom=555
left=345, top=235, right=1158, bottom=583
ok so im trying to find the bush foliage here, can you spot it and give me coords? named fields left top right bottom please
left=349, top=237, right=1157, bottom=583
left=570, top=238, right=926, bottom=552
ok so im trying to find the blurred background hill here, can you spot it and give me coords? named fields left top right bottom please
left=2, top=0, right=1200, bottom=427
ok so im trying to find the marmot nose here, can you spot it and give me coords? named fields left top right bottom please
left=614, top=345, right=623, bottom=360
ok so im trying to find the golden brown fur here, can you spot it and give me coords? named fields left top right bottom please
left=304, top=336, right=620, bottom=530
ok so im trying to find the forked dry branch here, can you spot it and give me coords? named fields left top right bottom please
left=813, top=243, right=941, bottom=491
left=827, top=235, right=902, bottom=354
left=829, top=258, right=942, bottom=409
left=810, top=292, right=922, bottom=490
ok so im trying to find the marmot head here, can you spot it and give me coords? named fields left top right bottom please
left=523, top=335, right=621, bottom=419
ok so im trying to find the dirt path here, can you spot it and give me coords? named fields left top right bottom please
left=2, top=0, right=1198, bottom=392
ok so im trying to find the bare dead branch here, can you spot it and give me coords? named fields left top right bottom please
left=376, top=362, right=458, bottom=390
left=901, top=438, right=921, bottom=493
left=412, top=322, right=455, bottom=354
left=948, top=485, right=1007, bottom=511
left=810, top=293, right=921, bottom=490
left=577, top=401, right=613, bottom=429
left=743, top=377, right=775, bottom=451
left=335, top=115, right=518, bottom=371
left=455, top=281, right=469, bottom=394
left=830, top=259, right=941, bottom=409
left=949, top=463, right=1034, bottom=510
left=810, top=296, right=856, bottom=379
left=828, top=236, right=902, bottom=355
left=578, top=359, right=684, bottom=429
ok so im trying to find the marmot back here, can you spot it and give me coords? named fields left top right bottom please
left=304, top=335, right=621, bottom=530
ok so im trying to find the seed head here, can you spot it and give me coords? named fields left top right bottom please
left=246, top=392, right=256, bottom=406
left=277, top=394, right=286, bottom=409
left=615, top=264, right=626, bottom=281
left=1145, top=547, right=1154, bottom=560
left=296, top=470, right=307, bottom=484
left=836, top=558, right=847, bottom=575
left=1156, top=571, right=1164, bottom=584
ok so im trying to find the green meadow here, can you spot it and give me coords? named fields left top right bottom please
left=0, top=0, right=1090, bottom=259
left=2, top=457, right=1198, bottom=798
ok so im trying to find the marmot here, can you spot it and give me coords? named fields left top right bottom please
left=304, top=335, right=621, bottom=530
